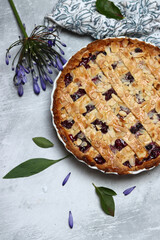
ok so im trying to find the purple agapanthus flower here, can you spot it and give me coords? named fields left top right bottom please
left=62, top=172, right=71, bottom=186
left=123, top=186, right=136, bottom=196
left=68, top=211, right=73, bottom=229
left=5, top=55, right=9, bottom=65
left=59, top=55, right=67, bottom=65
left=33, top=81, right=40, bottom=95
left=17, top=84, right=23, bottom=97
left=6, top=24, right=67, bottom=96
left=40, top=75, right=46, bottom=91
left=14, top=65, right=26, bottom=84
left=48, top=39, right=53, bottom=47
left=56, top=55, right=63, bottom=71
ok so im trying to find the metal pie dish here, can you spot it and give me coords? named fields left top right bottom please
left=50, top=37, right=160, bottom=175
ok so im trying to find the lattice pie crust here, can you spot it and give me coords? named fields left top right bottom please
left=52, top=38, right=160, bottom=174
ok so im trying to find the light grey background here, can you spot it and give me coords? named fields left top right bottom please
left=0, top=0, right=160, bottom=239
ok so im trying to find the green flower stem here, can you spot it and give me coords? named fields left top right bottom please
left=8, top=0, right=28, bottom=38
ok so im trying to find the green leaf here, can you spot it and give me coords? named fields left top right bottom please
left=3, top=155, right=69, bottom=179
left=97, top=187, right=117, bottom=196
left=96, top=0, right=124, bottom=20
left=93, top=183, right=116, bottom=217
left=32, top=137, right=54, bottom=148
left=100, top=194, right=115, bottom=216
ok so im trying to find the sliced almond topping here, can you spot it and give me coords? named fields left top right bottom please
left=81, top=142, right=87, bottom=147
left=119, top=111, right=127, bottom=117
left=129, top=157, right=135, bottom=167
left=94, top=141, right=100, bottom=148
left=76, top=139, right=82, bottom=145
left=61, top=114, right=66, bottom=119
left=91, top=92, right=98, bottom=99
left=112, top=94, right=121, bottom=102
left=156, top=100, right=160, bottom=113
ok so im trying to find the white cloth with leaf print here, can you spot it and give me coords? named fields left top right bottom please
left=45, top=0, right=160, bottom=47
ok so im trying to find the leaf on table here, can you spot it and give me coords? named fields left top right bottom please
left=97, top=186, right=117, bottom=196
left=93, top=183, right=117, bottom=217
left=96, top=0, right=124, bottom=20
left=32, top=137, right=54, bottom=148
left=3, top=155, right=69, bottom=179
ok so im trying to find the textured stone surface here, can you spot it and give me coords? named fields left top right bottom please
left=0, top=0, right=160, bottom=239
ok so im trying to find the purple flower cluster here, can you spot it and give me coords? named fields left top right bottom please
left=6, top=25, right=67, bottom=96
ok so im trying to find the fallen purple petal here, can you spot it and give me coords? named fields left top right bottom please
left=123, top=186, right=136, bottom=196
left=62, top=172, right=71, bottom=186
left=68, top=211, right=73, bottom=229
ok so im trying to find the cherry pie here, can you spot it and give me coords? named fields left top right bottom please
left=52, top=38, right=160, bottom=174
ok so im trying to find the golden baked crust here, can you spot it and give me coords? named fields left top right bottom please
left=52, top=38, right=160, bottom=175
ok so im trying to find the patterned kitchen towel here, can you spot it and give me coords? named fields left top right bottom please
left=45, top=0, right=160, bottom=46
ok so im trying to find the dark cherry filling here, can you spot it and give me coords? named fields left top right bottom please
left=110, top=139, right=127, bottom=152
left=135, top=48, right=143, bottom=53
left=130, top=122, right=144, bottom=134
left=109, top=145, right=117, bottom=154
left=78, top=57, right=90, bottom=69
left=120, top=106, right=130, bottom=115
left=78, top=53, right=96, bottom=69
left=111, top=62, right=117, bottom=70
left=124, top=72, right=135, bottom=83
left=92, top=119, right=109, bottom=134
left=78, top=52, right=106, bottom=69
left=64, top=73, right=73, bottom=87
left=144, top=142, right=160, bottom=160
left=123, top=161, right=132, bottom=168
left=96, top=51, right=107, bottom=56
left=79, top=139, right=91, bottom=153
left=103, top=88, right=117, bottom=101
left=94, top=154, right=106, bottom=164
left=135, top=93, right=145, bottom=104
left=69, top=134, right=75, bottom=142
left=69, top=131, right=91, bottom=152
left=72, top=131, right=83, bottom=141
left=114, top=139, right=127, bottom=151
left=83, top=104, right=95, bottom=116
left=148, top=109, right=156, bottom=119
left=148, top=109, right=160, bottom=121
left=134, top=142, right=160, bottom=165
left=71, top=88, right=86, bottom=101
left=61, top=119, right=75, bottom=129
left=92, top=75, right=101, bottom=85
left=134, top=154, right=143, bottom=166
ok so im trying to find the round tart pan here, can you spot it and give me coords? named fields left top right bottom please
left=51, top=37, right=160, bottom=175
